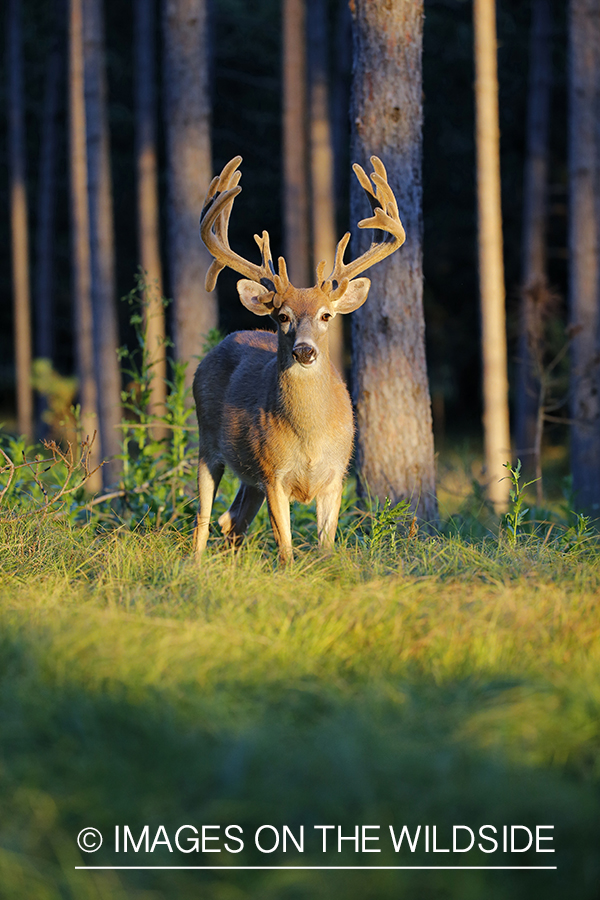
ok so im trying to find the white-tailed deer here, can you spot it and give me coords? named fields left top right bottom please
left=193, top=155, right=405, bottom=563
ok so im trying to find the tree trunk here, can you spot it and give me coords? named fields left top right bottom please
left=6, top=0, right=33, bottom=441
left=283, top=0, right=310, bottom=289
left=35, top=6, right=63, bottom=366
left=163, top=0, right=215, bottom=393
left=68, top=0, right=101, bottom=491
left=474, top=0, right=511, bottom=512
left=515, top=0, right=553, bottom=475
left=83, top=0, right=122, bottom=485
left=307, top=0, right=344, bottom=375
left=350, top=0, right=437, bottom=523
left=135, top=0, right=167, bottom=423
left=568, top=0, right=600, bottom=514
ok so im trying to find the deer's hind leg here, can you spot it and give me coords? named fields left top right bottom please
left=218, top=483, right=265, bottom=547
left=193, top=458, right=225, bottom=559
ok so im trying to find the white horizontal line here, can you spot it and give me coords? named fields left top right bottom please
left=75, top=866, right=558, bottom=871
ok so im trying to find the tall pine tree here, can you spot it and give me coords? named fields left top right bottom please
left=350, top=0, right=437, bottom=522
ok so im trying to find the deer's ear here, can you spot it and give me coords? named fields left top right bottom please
left=237, top=280, right=275, bottom=316
left=331, top=277, right=371, bottom=314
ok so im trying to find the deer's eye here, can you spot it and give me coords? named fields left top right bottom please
left=321, top=312, right=332, bottom=322
left=278, top=313, right=290, bottom=324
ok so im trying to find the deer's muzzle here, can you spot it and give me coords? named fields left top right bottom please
left=292, top=343, right=317, bottom=366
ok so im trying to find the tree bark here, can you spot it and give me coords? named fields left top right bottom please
left=163, top=0, right=215, bottom=393
left=474, top=0, right=511, bottom=512
left=6, top=0, right=33, bottom=441
left=307, top=0, right=344, bottom=375
left=68, top=0, right=101, bottom=491
left=568, top=0, right=600, bottom=514
left=83, top=0, right=122, bottom=485
left=135, top=0, right=167, bottom=422
left=350, top=0, right=437, bottom=523
left=515, top=0, right=553, bottom=474
left=283, top=0, right=310, bottom=289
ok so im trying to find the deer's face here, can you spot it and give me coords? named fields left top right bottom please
left=237, top=278, right=371, bottom=369
left=272, top=287, right=336, bottom=368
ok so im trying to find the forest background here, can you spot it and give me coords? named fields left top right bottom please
left=0, top=0, right=568, bottom=480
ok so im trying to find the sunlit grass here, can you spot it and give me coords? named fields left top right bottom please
left=0, top=483, right=599, bottom=899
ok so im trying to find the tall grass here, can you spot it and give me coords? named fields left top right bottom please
left=0, top=513, right=598, bottom=899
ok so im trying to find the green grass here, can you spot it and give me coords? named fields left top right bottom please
left=0, top=505, right=599, bottom=899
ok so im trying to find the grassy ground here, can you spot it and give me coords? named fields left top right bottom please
left=0, top=475, right=599, bottom=900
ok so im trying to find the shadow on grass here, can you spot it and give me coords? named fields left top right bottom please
left=0, top=625, right=598, bottom=900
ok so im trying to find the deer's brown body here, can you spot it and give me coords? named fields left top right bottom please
left=193, top=156, right=405, bottom=562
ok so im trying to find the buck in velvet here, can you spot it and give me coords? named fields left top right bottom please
left=193, top=155, right=405, bottom=563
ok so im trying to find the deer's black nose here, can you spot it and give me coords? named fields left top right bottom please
left=293, top=343, right=317, bottom=365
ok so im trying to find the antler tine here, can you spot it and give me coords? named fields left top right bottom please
left=368, top=157, right=399, bottom=216
left=352, top=163, right=379, bottom=212
left=272, top=257, right=290, bottom=306
left=200, top=157, right=278, bottom=291
left=315, top=260, right=327, bottom=286
left=254, top=230, right=276, bottom=276
left=327, top=156, right=406, bottom=287
left=201, top=155, right=242, bottom=216
left=333, top=232, right=351, bottom=268
left=370, top=154, right=389, bottom=187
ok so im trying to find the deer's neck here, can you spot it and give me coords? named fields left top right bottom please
left=277, top=355, right=333, bottom=439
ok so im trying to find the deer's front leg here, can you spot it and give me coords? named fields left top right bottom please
left=316, top=477, right=343, bottom=551
left=193, top=458, right=224, bottom=559
left=265, top=481, right=293, bottom=564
